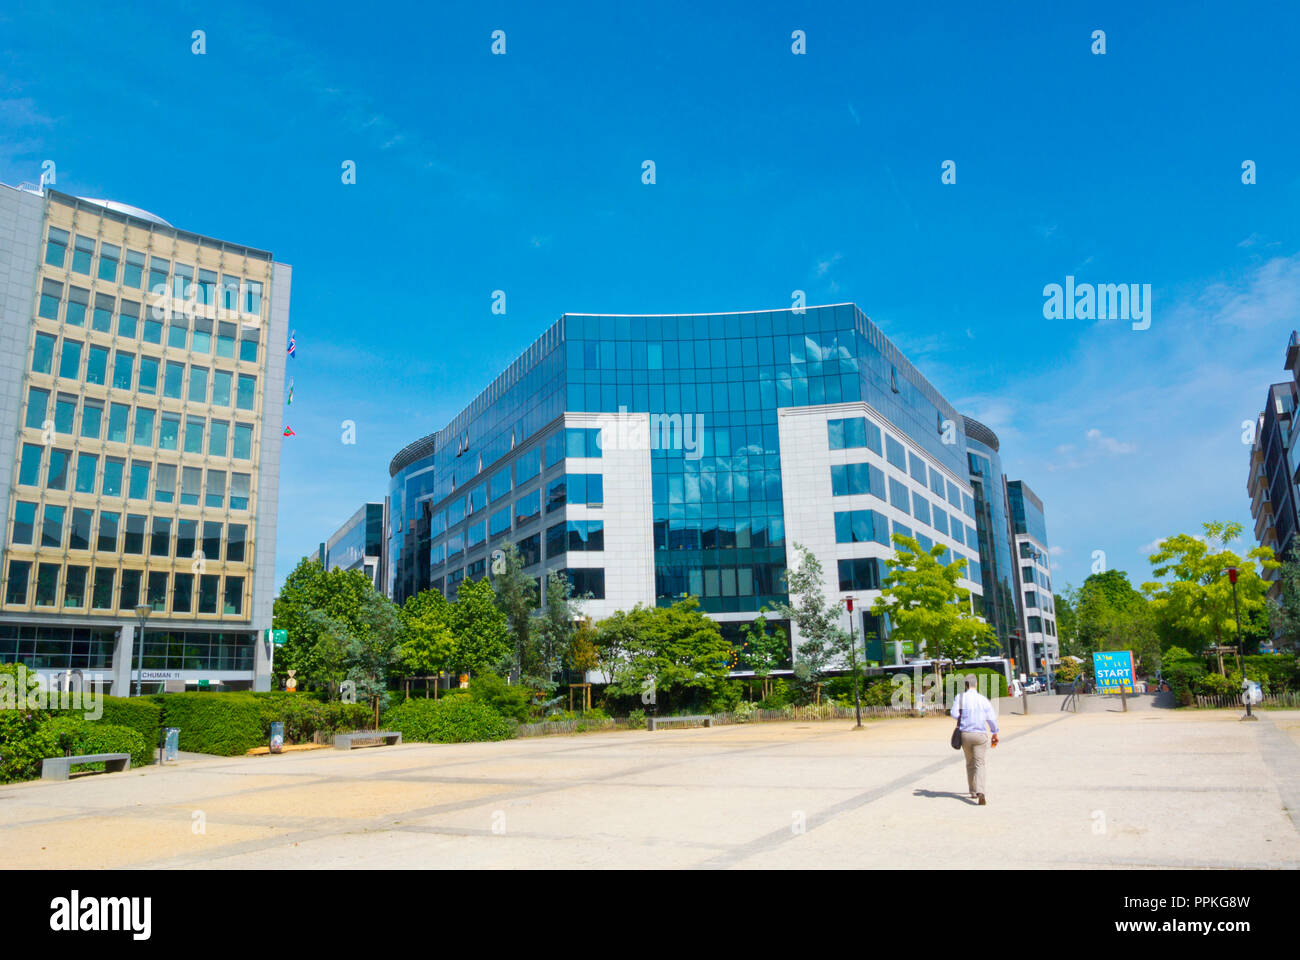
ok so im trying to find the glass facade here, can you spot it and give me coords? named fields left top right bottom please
left=963, top=417, right=1021, bottom=660
left=389, top=305, right=970, bottom=622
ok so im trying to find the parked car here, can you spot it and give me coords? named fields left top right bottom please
left=1023, top=678, right=1044, bottom=694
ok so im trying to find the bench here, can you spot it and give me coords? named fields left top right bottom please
left=41, top=753, right=131, bottom=781
left=333, top=730, right=403, bottom=750
left=646, top=715, right=712, bottom=732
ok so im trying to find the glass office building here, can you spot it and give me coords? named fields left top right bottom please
left=1006, top=479, right=1058, bottom=668
left=321, top=502, right=386, bottom=591
left=389, top=304, right=989, bottom=666
left=962, top=416, right=1022, bottom=662
left=0, top=183, right=290, bottom=692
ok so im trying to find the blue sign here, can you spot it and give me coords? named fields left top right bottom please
left=1092, top=650, right=1135, bottom=694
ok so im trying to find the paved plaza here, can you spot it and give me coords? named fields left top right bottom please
left=3, top=695, right=1299, bottom=869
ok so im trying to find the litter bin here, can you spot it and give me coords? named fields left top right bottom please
left=269, top=721, right=284, bottom=755
left=164, top=727, right=179, bottom=763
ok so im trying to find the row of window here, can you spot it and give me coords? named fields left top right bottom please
left=431, top=474, right=604, bottom=565
left=655, top=516, right=785, bottom=551
left=25, top=390, right=255, bottom=457
left=828, top=417, right=974, bottom=518
left=432, top=565, right=606, bottom=601
left=5, top=559, right=245, bottom=616
left=10, top=506, right=247, bottom=561
left=1026, top=615, right=1058, bottom=637
left=31, top=332, right=258, bottom=408
left=1021, top=563, right=1053, bottom=593
left=17, top=443, right=251, bottom=508
left=432, top=430, right=602, bottom=533
left=45, top=227, right=264, bottom=315
left=36, top=279, right=262, bottom=362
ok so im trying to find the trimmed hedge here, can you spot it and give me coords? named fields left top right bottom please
left=382, top=697, right=514, bottom=743
left=156, top=693, right=265, bottom=756
left=153, top=692, right=375, bottom=755
left=40, top=716, right=150, bottom=770
left=97, top=696, right=162, bottom=754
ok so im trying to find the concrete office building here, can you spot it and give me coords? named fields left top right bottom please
left=319, top=502, right=387, bottom=592
left=387, top=304, right=991, bottom=665
left=0, top=182, right=289, bottom=693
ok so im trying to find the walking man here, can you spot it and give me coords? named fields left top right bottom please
left=951, top=676, right=999, bottom=805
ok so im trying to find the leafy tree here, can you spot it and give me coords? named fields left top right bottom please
left=1268, top=543, right=1300, bottom=650
left=592, top=608, right=638, bottom=686
left=870, top=534, right=995, bottom=692
left=602, top=598, right=734, bottom=712
left=1143, top=521, right=1277, bottom=657
left=773, top=544, right=849, bottom=698
left=529, top=571, right=584, bottom=697
left=345, top=589, right=405, bottom=727
left=273, top=558, right=379, bottom=690
left=739, top=610, right=789, bottom=701
left=1055, top=584, right=1081, bottom=655
left=399, top=589, right=456, bottom=697
left=449, top=577, right=511, bottom=676
left=492, top=544, right=537, bottom=683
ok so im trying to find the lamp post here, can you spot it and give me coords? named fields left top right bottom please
left=1226, top=567, right=1252, bottom=720
left=133, top=603, right=152, bottom=697
left=844, top=597, right=863, bottom=729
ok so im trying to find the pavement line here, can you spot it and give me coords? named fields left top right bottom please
left=1255, top=715, right=1300, bottom=833
left=699, top=713, right=1074, bottom=870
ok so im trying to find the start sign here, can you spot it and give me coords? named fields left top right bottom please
left=1092, top=650, right=1135, bottom=694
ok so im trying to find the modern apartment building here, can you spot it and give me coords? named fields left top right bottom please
left=319, top=502, right=387, bottom=592
left=387, top=304, right=990, bottom=665
left=0, top=183, right=289, bottom=693
left=1007, top=479, right=1057, bottom=669
left=1250, top=332, right=1300, bottom=601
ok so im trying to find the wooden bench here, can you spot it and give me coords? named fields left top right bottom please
left=333, top=730, right=403, bottom=750
left=646, top=715, right=712, bottom=732
left=41, top=753, right=131, bottom=781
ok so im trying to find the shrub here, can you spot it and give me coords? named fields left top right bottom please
left=155, top=693, right=266, bottom=756
left=97, top=696, right=163, bottom=753
left=1054, top=659, right=1083, bottom=683
left=37, top=717, right=150, bottom=770
left=1163, top=661, right=1207, bottom=706
left=734, top=700, right=758, bottom=723
left=382, top=697, right=513, bottom=743
left=757, top=678, right=791, bottom=710
left=708, top=680, right=743, bottom=714
left=0, top=662, right=53, bottom=783
left=467, top=670, right=532, bottom=723
left=626, top=709, right=647, bottom=730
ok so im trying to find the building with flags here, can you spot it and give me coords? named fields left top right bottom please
left=0, top=181, right=291, bottom=693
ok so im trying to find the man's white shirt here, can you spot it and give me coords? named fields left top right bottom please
left=951, top=688, right=999, bottom=734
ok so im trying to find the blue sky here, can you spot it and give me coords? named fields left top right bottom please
left=3, top=1, right=1298, bottom=594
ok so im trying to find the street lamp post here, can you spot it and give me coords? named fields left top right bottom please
left=844, top=597, right=863, bottom=729
left=1226, top=567, right=1252, bottom=720
left=133, top=603, right=152, bottom=697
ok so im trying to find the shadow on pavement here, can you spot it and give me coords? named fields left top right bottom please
left=913, top=789, right=977, bottom=805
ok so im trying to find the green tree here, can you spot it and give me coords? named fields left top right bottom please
left=1268, top=543, right=1300, bottom=651
left=492, top=544, right=537, bottom=683
left=870, top=534, right=995, bottom=692
left=272, top=558, right=379, bottom=690
left=1143, top=521, right=1277, bottom=656
left=773, top=544, right=848, bottom=699
left=449, top=577, right=511, bottom=676
left=399, top=589, right=456, bottom=697
left=346, top=589, right=404, bottom=727
left=532, top=571, right=583, bottom=694
left=739, top=610, right=789, bottom=701
left=602, top=598, right=734, bottom=712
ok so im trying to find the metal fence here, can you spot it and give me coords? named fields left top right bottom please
left=515, top=703, right=919, bottom=736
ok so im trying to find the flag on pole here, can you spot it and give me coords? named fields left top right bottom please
left=283, top=425, right=295, bottom=437
left=287, top=330, right=296, bottom=359
left=287, top=378, right=294, bottom=405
